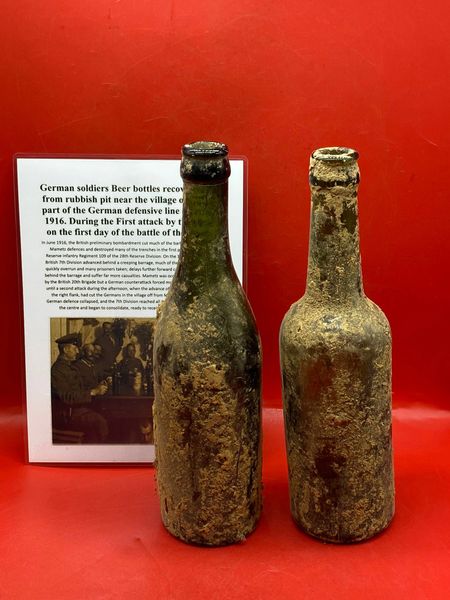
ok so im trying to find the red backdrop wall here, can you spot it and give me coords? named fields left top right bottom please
left=1, top=0, right=449, bottom=409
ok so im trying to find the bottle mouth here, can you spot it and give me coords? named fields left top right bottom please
left=181, top=141, right=230, bottom=183
left=309, top=147, right=360, bottom=187
left=311, top=147, right=359, bottom=163
left=182, top=141, right=228, bottom=158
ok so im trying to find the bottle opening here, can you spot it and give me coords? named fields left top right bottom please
left=312, top=147, right=359, bottom=163
left=182, top=141, right=228, bottom=158
left=181, top=141, right=230, bottom=183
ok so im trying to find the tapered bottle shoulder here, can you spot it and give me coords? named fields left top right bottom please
left=155, top=274, right=261, bottom=364
left=280, top=295, right=391, bottom=355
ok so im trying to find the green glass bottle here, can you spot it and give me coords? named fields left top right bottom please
left=153, top=141, right=262, bottom=546
left=280, top=147, right=394, bottom=543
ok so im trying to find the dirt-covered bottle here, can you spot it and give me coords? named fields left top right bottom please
left=153, top=141, right=262, bottom=546
left=280, top=147, right=394, bottom=543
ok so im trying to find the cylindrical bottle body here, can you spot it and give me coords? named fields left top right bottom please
left=280, top=298, right=394, bottom=542
left=153, top=142, right=262, bottom=546
left=154, top=279, right=262, bottom=545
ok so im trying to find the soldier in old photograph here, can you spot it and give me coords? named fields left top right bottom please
left=51, top=333, right=109, bottom=443
left=117, top=343, right=145, bottom=395
left=74, top=343, right=100, bottom=390
left=95, top=321, right=121, bottom=377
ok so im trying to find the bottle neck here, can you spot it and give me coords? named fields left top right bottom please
left=306, top=182, right=363, bottom=302
left=175, top=180, right=232, bottom=286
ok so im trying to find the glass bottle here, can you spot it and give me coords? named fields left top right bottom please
left=153, top=141, right=262, bottom=546
left=280, top=147, right=394, bottom=543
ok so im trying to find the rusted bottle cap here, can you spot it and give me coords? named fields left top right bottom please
left=181, top=141, right=231, bottom=183
left=309, top=147, right=360, bottom=188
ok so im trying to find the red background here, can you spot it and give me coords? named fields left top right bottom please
left=1, top=0, right=449, bottom=409
left=1, top=2, right=450, bottom=599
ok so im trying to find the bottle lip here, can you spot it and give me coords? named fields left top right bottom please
left=182, top=141, right=228, bottom=158
left=311, top=147, right=359, bottom=162
left=181, top=141, right=230, bottom=183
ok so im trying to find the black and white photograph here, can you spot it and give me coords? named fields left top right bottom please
left=50, top=317, right=155, bottom=445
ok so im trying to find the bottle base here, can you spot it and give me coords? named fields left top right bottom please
left=292, top=511, right=395, bottom=544
left=162, top=515, right=261, bottom=547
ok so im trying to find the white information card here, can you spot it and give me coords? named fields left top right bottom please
left=16, top=156, right=245, bottom=463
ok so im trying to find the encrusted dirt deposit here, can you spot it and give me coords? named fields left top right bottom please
left=153, top=142, right=262, bottom=546
left=280, top=147, right=394, bottom=543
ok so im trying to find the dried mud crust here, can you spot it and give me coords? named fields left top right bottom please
left=281, top=298, right=394, bottom=543
left=294, top=511, right=394, bottom=545
left=280, top=153, right=394, bottom=543
left=307, top=181, right=362, bottom=301
left=153, top=276, right=262, bottom=546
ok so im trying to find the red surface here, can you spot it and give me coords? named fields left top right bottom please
left=1, top=4, right=450, bottom=597
left=1, top=405, right=450, bottom=599
left=0, top=1, right=449, bottom=408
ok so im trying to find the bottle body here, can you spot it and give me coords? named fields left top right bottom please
left=280, top=148, right=394, bottom=543
left=153, top=142, right=262, bottom=546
